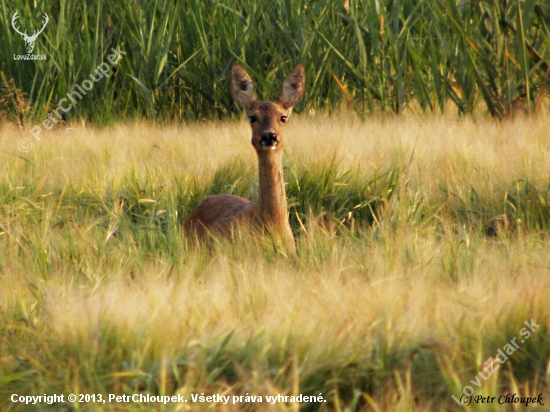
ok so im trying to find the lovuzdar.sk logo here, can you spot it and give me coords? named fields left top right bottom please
left=11, top=11, right=49, bottom=60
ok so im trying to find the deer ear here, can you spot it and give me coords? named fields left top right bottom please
left=278, top=64, right=305, bottom=110
left=231, top=64, right=258, bottom=111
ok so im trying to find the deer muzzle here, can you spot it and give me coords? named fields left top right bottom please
left=259, top=131, right=278, bottom=150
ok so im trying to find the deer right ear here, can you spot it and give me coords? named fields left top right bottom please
left=231, top=64, right=258, bottom=111
left=278, top=64, right=305, bottom=110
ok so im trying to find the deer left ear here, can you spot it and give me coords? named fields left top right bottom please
left=278, top=64, right=305, bottom=110
left=231, top=64, right=258, bottom=111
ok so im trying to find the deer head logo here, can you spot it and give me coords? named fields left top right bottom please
left=11, top=11, right=49, bottom=54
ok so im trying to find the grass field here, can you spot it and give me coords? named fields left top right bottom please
left=1, top=113, right=550, bottom=411
left=2, top=0, right=549, bottom=409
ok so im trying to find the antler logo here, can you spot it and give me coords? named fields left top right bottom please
left=11, top=11, right=49, bottom=54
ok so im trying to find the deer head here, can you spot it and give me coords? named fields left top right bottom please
left=231, top=64, right=305, bottom=155
left=11, top=11, right=49, bottom=54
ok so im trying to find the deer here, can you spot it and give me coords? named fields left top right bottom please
left=184, top=63, right=305, bottom=253
left=11, top=11, right=49, bottom=54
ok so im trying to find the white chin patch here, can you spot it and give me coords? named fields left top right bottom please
left=261, top=145, right=277, bottom=151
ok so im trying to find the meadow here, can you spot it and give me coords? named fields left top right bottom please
left=1, top=0, right=550, bottom=410
left=1, top=113, right=550, bottom=411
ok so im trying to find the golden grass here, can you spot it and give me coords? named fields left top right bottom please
left=3, top=112, right=550, bottom=187
left=1, top=113, right=550, bottom=411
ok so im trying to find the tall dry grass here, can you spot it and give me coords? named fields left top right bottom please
left=1, top=113, right=550, bottom=411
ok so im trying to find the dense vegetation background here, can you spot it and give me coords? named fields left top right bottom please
left=1, top=0, right=549, bottom=124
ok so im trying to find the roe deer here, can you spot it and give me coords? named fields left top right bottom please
left=184, top=63, right=305, bottom=253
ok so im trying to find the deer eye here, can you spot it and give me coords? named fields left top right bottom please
left=249, top=116, right=258, bottom=124
left=280, top=116, right=287, bottom=123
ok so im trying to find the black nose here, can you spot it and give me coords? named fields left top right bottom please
left=260, top=132, right=277, bottom=147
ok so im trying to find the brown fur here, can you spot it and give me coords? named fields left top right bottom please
left=184, top=64, right=305, bottom=252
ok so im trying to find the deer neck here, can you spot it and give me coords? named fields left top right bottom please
left=255, top=151, right=289, bottom=232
